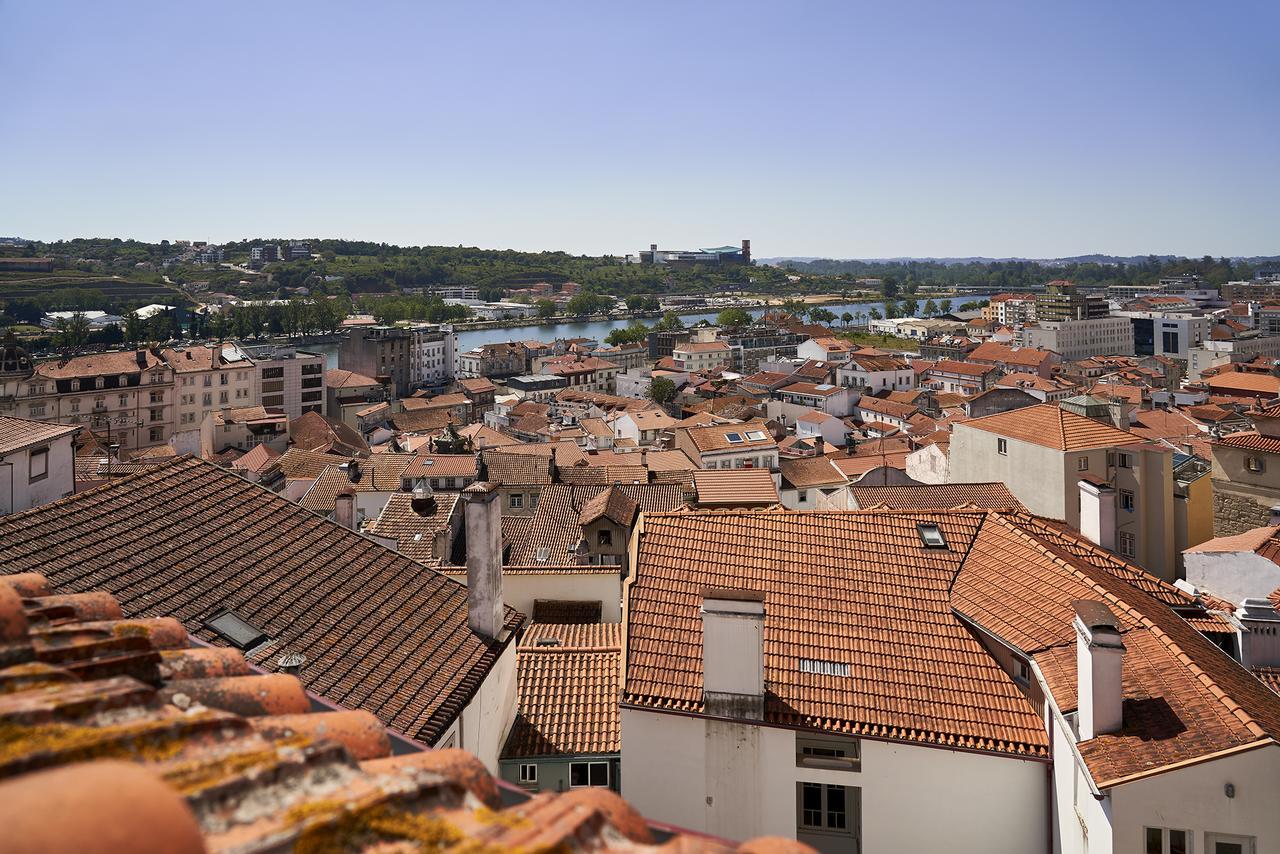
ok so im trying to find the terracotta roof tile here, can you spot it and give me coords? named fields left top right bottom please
left=779, top=456, right=846, bottom=488
left=0, top=457, right=523, bottom=746
left=502, top=622, right=622, bottom=759
left=959, top=403, right=1143, bottom=451
left=401, top=454, right=479, bottom=481
left=849, top=482, right=1023, bottom=511
left=299, top=457, right=415, bottom=513
left=1214, top=430, right=1280, bottom=455
left=366, top=491, right=461, bottom=563
left=289, top=411, right=369, bottom=456
left=504, top=484, right=684, bottom=565
left=692, top=469, right=781, bottom=506
left=0, top=415, right=79, bottom=455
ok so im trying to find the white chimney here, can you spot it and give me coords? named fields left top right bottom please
left=1236, top=599, right=1280, bottom=669
left=334, top=492, right=356, bottom=530
left=463, top=482, right=503, bottom=640
left=1077, top=479, right=1116, bottom=551
left=1074, top=600, right=1125, bottom=740
left=701, top=589, right=766, bottom=720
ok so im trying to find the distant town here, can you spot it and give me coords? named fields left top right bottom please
left=3, top=234, right=1280, bottom=852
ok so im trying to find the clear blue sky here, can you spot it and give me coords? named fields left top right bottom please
left=2, top=0, right=1277, bottom=258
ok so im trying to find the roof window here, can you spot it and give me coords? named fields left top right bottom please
left=203, top=610, right=269, bottom=651
left=745, top=430, right=767, bottom=441
left=917, top=523, right=948, bottom=549
left=799, top=658, right=850, bottom=677
left=725, top=432, right=744, bottom=444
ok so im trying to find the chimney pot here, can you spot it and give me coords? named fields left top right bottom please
left=463, top=482, right=503, bottom=640
left=1073, top=600, right=1125, bottom=740
left=277, top=652, right=306, bottom=676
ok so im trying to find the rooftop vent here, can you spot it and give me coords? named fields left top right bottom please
left=798, top=658, right=851, bottom=677
left=535, top=637, right=562, bottom=647
left=917, top=523, right=947, bottom=549
left=204, top=610, right=268, bottom=651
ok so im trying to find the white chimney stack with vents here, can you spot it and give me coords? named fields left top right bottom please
left=463, top=481, right=504, bottom=640
left=1073, top=599, right=1125, bottom=740
left=701, top=589, right=765, bottom=720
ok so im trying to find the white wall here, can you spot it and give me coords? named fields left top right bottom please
left=1110, top=743, right=1280, bottom=854
left=1184, top=553, right=1280, bottom=605
left=444, top=640, right=518, bottom=772
left=906, top=443, right=949, bottom=485
left=951, top=425, right=1068, bottom=519
left=444, top=569, right=623, bottom=623
left=0, top=433, right=76, bottom=514
left=621, top=707, right=1046, bottom=853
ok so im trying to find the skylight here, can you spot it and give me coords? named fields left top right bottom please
left=745, top=430, right=767, bottom=441
left=536, top=547, right=550, bottom=563
left=203, top=610, right=269, bottom=651
left=917, top=523, right=948, bottom=549
left=799, top=658, right=851, bottom=677
left=725, top=432, right=744, bottom=444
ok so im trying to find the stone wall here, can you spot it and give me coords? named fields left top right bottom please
left=1212, top=480, right=1273, bottom=537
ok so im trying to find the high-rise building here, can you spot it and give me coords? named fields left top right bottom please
left=240, top=343, right=325, bottom=418
left=1035, top=280, right=1108, bottom=321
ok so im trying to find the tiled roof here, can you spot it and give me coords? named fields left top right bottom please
left=832, top=451, right=911, bottom=478
left=480, top=449, right=555, bottom=484
left=34, top=348, right=163, bottom=379
left=779, top=381, right=842, bottom=397
left=578, top=486, right=640, bottom=527
left=1206, top=372, right=1280, bottom=395
left=0, top=414, right=78, bottom=455
left=1214, top=430, right=1280, bottom=455
left=0, top=575, right=795, bottom=853
left=0, top=457, right=523, bottom=746
left=299, top=457, right=415, bottom=513
left=456, top=422, right=521, bottom=448
left=402, top=454, right=478, bottom=480
left=692, top=469, right=781, bottom=506
left=457, top=376, right=496, bottom=394
left=968, top=342, right=1056, bottom=368
left=779, top=456, right=846, bottom=488
left=959, top=403, right=1143, bottom=451
left=502, top=623, right=622, bottom=759
left=289, top=411, right=369, bottom=456
left=228, top=442, right=280, bottom=474
left=856, top=394, right=918, bottom=420
left=387, top=407, right=454, bottom=433
left=211, top=405, right=277, bottom=425
left=682, top=422, right=776, bottom=453
left=625, top=510, right=1050, bottom=757
left=323, top=366, right=379, bottom=388
left=849, top=482, right=1023, bottom=511
left=504, top=484, right=685, bottom=566
left=366, top=491, right=461, bottom=563
left=270, top=447, right=350, bottom=481
left=843, top=353, right=909, bottom=372
left=160, top=343, right=243, bottom=373
left=675, top=341, right=731, bottom=353
left=951, top=511, right=1280, bottom=787
left=1184, top=525, right=1280, bottom=565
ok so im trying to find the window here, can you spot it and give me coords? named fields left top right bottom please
left=917, top=523, right=947, bottom=549
left=724, top=432, right=744, bottom=444
left=1077, top=457, right=1089, bottom=471
left=219, top=373, right=228, bottom=386
left=28, top=404, right=45, bottom=417
left=518, top=764, right=537, bottom=784
left=1246, top=456, right=1265, bottom=474
left=1146, top=827, right=1190, bottom=854
left=149, top=427, right=163, bottom=442
left=745, top=430, right=767, bottom=441
left=799, top=782, right=849, bottom=831
left=797, top=489, right=809, bottom=502
left=202, top=392, right=213, bottom=407
left=597, top=529, right=612, bottom=547
left=1117, top=452, right=1133, bottom=469
left=29, top=447, right=48, bottom=482
left=997, top=438, right=1008, bottom=455
left=569, top=761, right=609, bottom=788
left=1205, top=833, right=1256, bottom=854
left=444, top=477, right=456, bottom=489
left=796, top=735, right=860, bottom=771
left=509, top=493, right=524, bottom=509
left=1014, top=658, right=1030, bottom=684
left=219, top=391, right=229, bottom=404
left=119, top=394, right=128, bottom=407
left=1119, top=530, right=1136, bottom=557
left=202, top=610, right=268, bottom=651
left=70, top=399, right=80, bottom=413
left=262, top=367, right=284, bottom=379
left=1120, top=489, right=1135, bottom=512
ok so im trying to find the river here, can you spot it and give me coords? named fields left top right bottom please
left=311, top=300, right=889, bottom=369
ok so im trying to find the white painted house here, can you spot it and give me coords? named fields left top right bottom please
left=836, top=353, right=915, bottom=393
left=622, top=508, right=1280, bottom=853
left=0, top=416, right=79, bottom=514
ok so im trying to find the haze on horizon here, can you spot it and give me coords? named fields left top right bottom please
left=2, top=1, right=1277, bottom=260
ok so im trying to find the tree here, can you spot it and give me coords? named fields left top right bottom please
left=883, top=300, right=899, bottom=319
left=55, top=312, right=90, bottom=350
left=841, top=312, right=853, bottom=328
left=124, top=311, right=144, bottom=345
left=901, top=298, right=920, bottom=317
left=605, top=321, right=650, bottom=346
left=646, top=376, right=677, bottom=408
left=939, top=299, right=953, bottom=314
left=808, top=307, right=836, bottom=325
left=625, top=295, right=646, bottom=312
left=868, top=308, right=882, bottom=321
left=655, top=311, right=684, bottom=331
left=779, top=298, right=806, bottom=318
left=923, top=299, right=938, bottom=316
left=716, top=307, right=752, bottom=328
left=535, top=299, right=557, bottom=319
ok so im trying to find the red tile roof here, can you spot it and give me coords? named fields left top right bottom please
left=959, top=404, right=1143, bottom=451
left=691, top=469, right=781, bottom=506
left=1214, top=430, right=1280, bottom=455
left=849, top=482, right=1023, bottom=511
left=0, top=414, right=79, bottom=455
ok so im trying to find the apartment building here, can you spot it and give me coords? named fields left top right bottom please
left=921, top=359, right=1000, bottom=395
left=836, top=353, right=914, bottom=393
left=1113, top=310, right=1211, bottom=360
left=1187, top=336, right=1280, bottom=381
left=674, top=422, right=779, bottom=472
left=457, top=342, right=527, bottom=379
left=672, top=341, right=733, bottom=373
left=621, top=509, right=1280, bottom=852
left=241, top=343, right=325, bottom=419
left=163, top=342, right=256, bottom=455
left=966, top=341, right=1060, bottom=377
left=1022, top=317, right=1135, bottom=360
left=0, top=348, right=175, bottom=450
left=950, top=404, right=1176, bottom=578
left=408, top=323, right=457, bottom=388
left=1036, top=279, right=1108, bottom=321
left=340, top=326, right=414, bottom=396
left=982, top=292, right=1037, bottom=325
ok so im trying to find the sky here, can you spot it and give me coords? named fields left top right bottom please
left=2, top=0, right=1278, bottom=259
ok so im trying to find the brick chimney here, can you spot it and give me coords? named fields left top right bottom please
left=334, top=492, right=356, bottom=531
left=701, top=589, right=765, bottom=720
left=1073, top=600, right=1125, bottom=740
left=463, top=482, right=503, bottom=640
